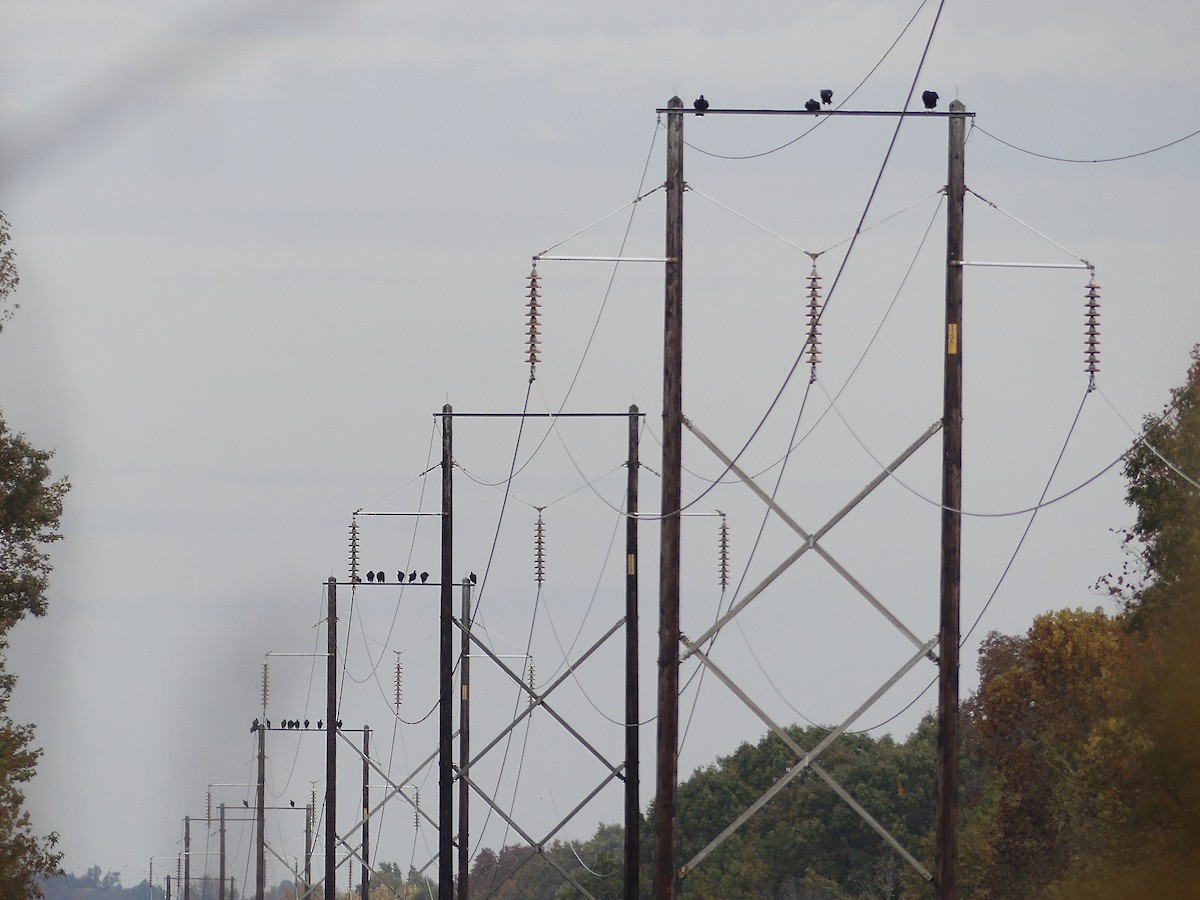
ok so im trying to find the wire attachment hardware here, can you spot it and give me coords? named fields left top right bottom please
left=526, top=266, right=542, bottom=380
left=534, top=510, right=547, bottom=584
left=805, top=260, right=823, bottom=382
left=718, top=515, right=730, bottom=591
left=1084, top=276, right=1101, bottom=388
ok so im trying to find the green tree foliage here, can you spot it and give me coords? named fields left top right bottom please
left=0, top=211, right=68, bottom=895
left=968, top=347, right=1200, bottom=897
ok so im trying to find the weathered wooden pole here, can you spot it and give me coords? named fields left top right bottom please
left=625, top=404, right=640, bottom=900
left=325, top=577, right=337, bottom=900
left=935, top=98, right=967, bottom=900
left=439, top=404, right=454, bottom=900
left=653, top=95, right=684, bottom=900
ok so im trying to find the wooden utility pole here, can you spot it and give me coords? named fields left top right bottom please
left=305, top=799, right=313, bottom=892
left=459, top=579, right=473, bottom=900
left=326, top=577, right=337, bottom=900
left=653, top=95, right=684, bottom=900
left=935, top=98, right=967, bottom=900
left=625, top=405, right=640, bottom=900
left=439, top=404, right=454, bottom=900
left=256, top=724, right=266, bottom=900
left=362, top=725, right=370, bottom=900
left=219, top=804, right=226, bottom=900
left=184, top=817, right=191, bottom=900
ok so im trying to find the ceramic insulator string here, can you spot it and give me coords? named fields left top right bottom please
left=348, top=519, right=360, bottom=583
left=718, top=516, right=730, bottom=591
left=526, top=266, right=541, bottom=379
left=533, top=511, right=546, bottom=584
left=806, top=264, right=824, bottom=381
left=1084, top=277, right=1101, bottom=387
left=527, top=662, right=537, bottom=710
left=261, top=663, right=269, bottom=717
left=394, top=656, right=403, bottom=711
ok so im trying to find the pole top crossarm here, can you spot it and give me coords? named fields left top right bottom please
left=656, top=107, right=974, bottom=117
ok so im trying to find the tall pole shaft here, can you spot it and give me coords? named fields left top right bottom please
left=458, top=580, right=472, bottom=900
left=936, top=98, right=967, bottom=900
left=184, top=817, right=191, bottom=900
left=326, top=577, right=338, bottom=900
left=439, top=404, right=455, bottom=900
left=256, top=724, right=266, bottom=900
left=362, top=725, right=370, bottom=900
left=625, top=405, right=641, bottom=900
left=654, top=95, right=684, bottom=900
left=305, top=801, right=313, bottom=892
left=219, top=804, right=226, bottom=900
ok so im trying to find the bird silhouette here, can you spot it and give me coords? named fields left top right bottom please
left=336, top=719, right=344, bottom=729
left=304, top=719, right=310, bottom=728
left=409, top=571, right=418, bottom=583
left=397, top=571, right=405, bottom=583
left=265, top=719, right=271, bottom=729
left=242, top=800, right=249, bottom=808
left=693, top=95, right=709, bottom=115
left=804, top=98, right=821, bottom=112
left=820, top=89, right=833, bottom=105
left=317, top=720, right=323, bottom=729
left=251, top=718, right=259, bottom=733
left=376, top=571, right=385, bottom=583
left=290, top=800, right=296, bottom=808
left=469, top=572, right=477, bottom=585
left=366, top=571, right=375, bottom=583
left=353, top=575, right=362, bottom=583
left=420, top=571, right=429, bottom=583
left=922, top=90, right=939, bottom=110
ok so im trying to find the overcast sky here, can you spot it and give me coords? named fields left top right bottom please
left=2, top=0, right=1199, bottom=890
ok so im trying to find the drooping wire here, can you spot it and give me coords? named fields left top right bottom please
left=973, top=122, right=1200, bottom=163
left=962, top=385, right=1093, bottom=644
left=683, top=0, right=934, bottom=161
left=675, top=0, right=952, bottom=516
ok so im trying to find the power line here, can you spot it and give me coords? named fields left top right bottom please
left=682, top=0, right=934, bottom=161
left=974, top=122, right=1200, bottom=163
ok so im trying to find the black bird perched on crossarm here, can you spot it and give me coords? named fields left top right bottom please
left=804, top=98, right=821, bottom=112
left=820, top=89, right=833, bottom=105
left=377, top=571, right=385, bottom=582
left=366, top=571, right=375, bottom=583
left=420, top=571, right=429, bottom=583
left=693, top=95, right=709, bottom=115
left=469, top=572, right=477, bottom=585
left=922, top=90, right=939, bottom=109
left=251, top=718, right=259, bottom=733
left=409, top=571, right=418, bottom=583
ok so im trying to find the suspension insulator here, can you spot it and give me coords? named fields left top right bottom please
left=1084, top=277, right=1101, bottom=384
left=261, top=663, right=269, bottom=717
left=206, top=791, right=212, bottom=824
left=718, top=516, right=730, bottom=591
left=806, top=265, right=823, bottom=382
left=348, top=519, right=360, bottom=584
left=534, top=512, right=547, bottom=584
left=414, top=789, right=420, bottom=831
left=394, top=657, right=403, bottom=711
left=527, top=662, right=537, bottom=710
left=526, top=266, right=542, bottom=378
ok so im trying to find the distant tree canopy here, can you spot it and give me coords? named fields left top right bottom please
left=0, top=211, right=67, bottom=896
left=965, top=346, right=1200, bottom=898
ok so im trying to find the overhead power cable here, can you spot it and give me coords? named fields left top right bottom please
left=974, top=122, right=1200, bottom=163
left=683, top=0, right=934, bottom=161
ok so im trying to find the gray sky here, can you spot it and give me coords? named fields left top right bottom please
left=2, top=0, right=1199, bottom=889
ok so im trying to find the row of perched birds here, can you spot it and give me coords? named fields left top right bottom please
left=692, top=89, right=939, bottom=113
left=355, top=570, right=479, bottom=585
left=250, top=717, right=343, bottom=732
